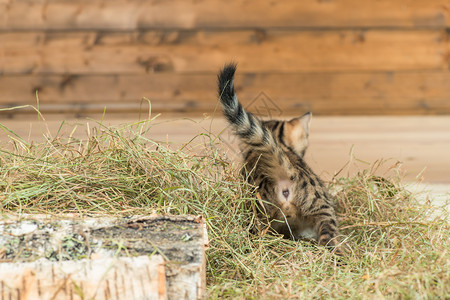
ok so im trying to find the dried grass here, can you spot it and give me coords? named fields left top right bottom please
left=0, top=106, right=448, bottom=299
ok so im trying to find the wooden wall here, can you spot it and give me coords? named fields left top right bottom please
left=1, top=0, right=450, bottom=117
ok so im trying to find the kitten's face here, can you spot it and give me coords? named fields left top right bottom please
left=263, top=112, right=311, bottom=158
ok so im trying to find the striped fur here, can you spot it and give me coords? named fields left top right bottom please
left=218, top=63, right=343, bottom=254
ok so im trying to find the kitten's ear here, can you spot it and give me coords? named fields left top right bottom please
left=300, top=112, right=312, bottom=135
left=288, top=112, right=312, bottom=135
left=284, top=112, right=312, bottom=158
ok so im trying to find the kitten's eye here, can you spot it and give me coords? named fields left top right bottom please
left=289, top=175, right=295, bottom=181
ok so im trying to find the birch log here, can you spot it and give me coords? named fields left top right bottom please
left=0, top=215, right=208, bottom=300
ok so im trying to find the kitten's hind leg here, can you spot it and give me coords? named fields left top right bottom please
left=310, top=210, right=344, bottom=256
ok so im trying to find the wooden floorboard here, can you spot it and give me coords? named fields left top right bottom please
left=0, top=114, right=449, bottom=183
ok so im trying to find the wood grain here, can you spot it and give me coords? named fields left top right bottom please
left=1, top=29, right=448, bottom=75
left=1, top=71, right=450, bottom=115
left=0, top=256, right=167, bottom=300
left=1, top=1, right=449, bottom=116
left=2, top=0, right=449, bottom=30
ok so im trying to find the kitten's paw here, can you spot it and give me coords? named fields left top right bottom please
left=330, top=244, right=346, bottom=257
left=319, top=236, right=346, bottom=256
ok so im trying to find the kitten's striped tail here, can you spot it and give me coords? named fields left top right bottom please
left=218, top=63, right=282, bottom=159
left=217, top=63, right=275, bottom=151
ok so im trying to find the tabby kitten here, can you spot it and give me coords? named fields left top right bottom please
left=218, top=63, right=342, bottom=254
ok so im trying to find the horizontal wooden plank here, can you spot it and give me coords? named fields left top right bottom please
left=1, top=0, right=449, bottom=30
left=1, top=72, right=450, bottom=116
left=1, top=29, right=448, bottom=75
